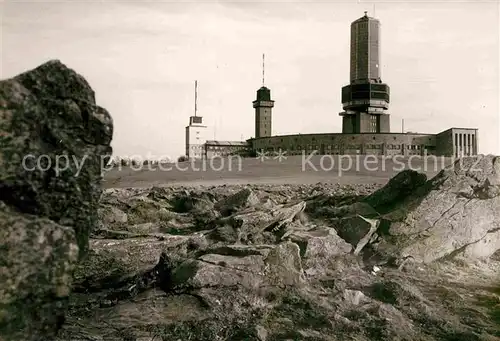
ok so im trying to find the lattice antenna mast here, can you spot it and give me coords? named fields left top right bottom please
left=194, top=80, right=198, bottom=117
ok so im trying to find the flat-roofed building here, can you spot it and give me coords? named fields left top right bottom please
left=436, top=128, right=479, bottom=157
left=204, top=140, right=250, bottom=158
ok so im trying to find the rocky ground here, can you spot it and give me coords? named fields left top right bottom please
left=57, top=156, right=500, bottom=341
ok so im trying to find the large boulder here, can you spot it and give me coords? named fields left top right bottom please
left=370, top=155, right=500, bottom=263
left=0, top=60, right=113, bottom=255
left=0, top=61, right=113, bottom=340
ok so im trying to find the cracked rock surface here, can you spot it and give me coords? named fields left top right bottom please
left=365, top=155, right=500, bottom=264
left=0, top=61, right=113, bottom=340
left=57, top=158, right=500, bottom=340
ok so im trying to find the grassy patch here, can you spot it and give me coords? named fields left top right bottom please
left=269, top=292, right=332, bottom=330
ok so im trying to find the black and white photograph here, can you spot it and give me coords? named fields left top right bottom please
left=0, top=0, right=499, bottom=340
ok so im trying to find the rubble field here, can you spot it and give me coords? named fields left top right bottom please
left=59, top=156, right=500, bottom=341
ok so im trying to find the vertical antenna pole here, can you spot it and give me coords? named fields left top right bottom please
left=402, top=119, right=404, bottom=133
left=262, top=53, right=265, bottom=86
left=373, top=4, right=376, bottom=17
left=194, top=80, right=198, bottom=117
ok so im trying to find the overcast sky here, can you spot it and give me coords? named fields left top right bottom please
left=1, top=0, right=499, bottom=158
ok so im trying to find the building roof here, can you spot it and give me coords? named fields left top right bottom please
left=441, top=127, right=478, bottom=131
left=248, top=132, right=438, bottom=141
left=435, top=127, right=478, bottom=135
left=352, top=11, right=378, bottom=24
left=205, top=140, right=249, bottom=146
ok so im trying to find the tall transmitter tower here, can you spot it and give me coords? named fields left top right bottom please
left=339, top=11, right=391, bottom=133
left=185, top=80, right=207, bottom=159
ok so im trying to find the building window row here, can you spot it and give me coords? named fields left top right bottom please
left=365, top=144, right=382, bottom=149
left=387, top=144, right=400, bottom=150
left=256, top=143, right=436, bottom=154
left=258, top=143, right=435, bottom=149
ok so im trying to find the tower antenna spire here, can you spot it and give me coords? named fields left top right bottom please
left=194, top=80, right=198, bottom=117
left=262, top=53, right=265, bottom=86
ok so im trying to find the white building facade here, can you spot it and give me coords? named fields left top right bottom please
left=185, top=115, right=207, bottom=159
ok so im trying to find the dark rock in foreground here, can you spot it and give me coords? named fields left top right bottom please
left=0, top=61, right=113, bottom=341
left=0, top=60, right=113, bottom=256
